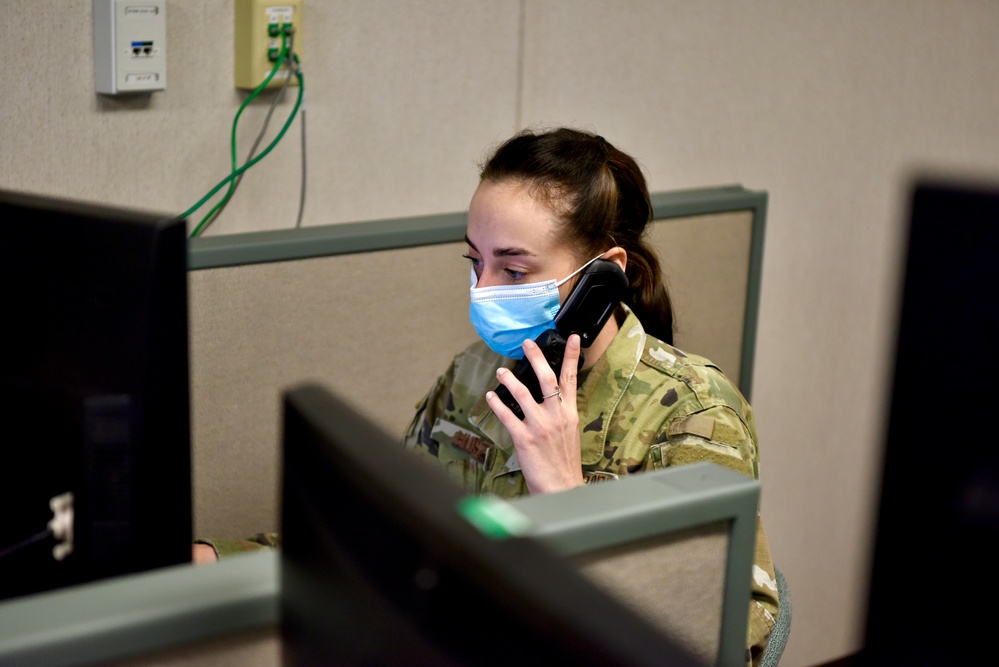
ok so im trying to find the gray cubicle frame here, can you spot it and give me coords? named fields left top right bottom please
left=0, top=549, right=279, bottom=667
left=509, top=461, right=760, bottom=667
left=0, top=462, right=757, bottom=667
left=188, top=184, right=767, bottom=399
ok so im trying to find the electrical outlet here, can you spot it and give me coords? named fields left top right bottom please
left=234, top=0, right=303, bottom=90
left=93, top=0, right=167, bottom=95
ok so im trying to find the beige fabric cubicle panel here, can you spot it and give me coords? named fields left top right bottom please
left=573, top=522, right=729, bottom=664
left=651, top=210, right=752, bottom=387
left=189, top=208, right=755, bottom=539
left=189, top=243, right=474, bottom=538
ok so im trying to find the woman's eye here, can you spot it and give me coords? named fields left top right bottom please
left=505, top=268, right=527, bottom=281
left=461, top=254, right=482, bottom=268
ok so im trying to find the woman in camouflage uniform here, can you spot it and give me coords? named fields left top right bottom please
left=402, top=127, right=779, bottom=666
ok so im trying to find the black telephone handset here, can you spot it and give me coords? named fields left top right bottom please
left=494, top=259, right=628, bottom=420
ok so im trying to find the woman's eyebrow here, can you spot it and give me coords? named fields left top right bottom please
left=464, top=234, right=535, bottom=258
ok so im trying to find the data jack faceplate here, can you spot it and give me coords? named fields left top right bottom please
left=93, top=0, right=167, bottom=95
left=234, top=0, right=304, bottom=90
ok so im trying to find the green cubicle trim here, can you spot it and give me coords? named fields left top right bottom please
left=188, top=184, right=767, bottom=399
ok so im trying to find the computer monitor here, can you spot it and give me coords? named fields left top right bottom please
left=0, top=189, right=192, bottom=601
left=280, top=382, right=705, bottom=667
left=861, top=179, right=999, bottom=665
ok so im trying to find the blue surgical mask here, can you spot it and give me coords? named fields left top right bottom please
left=468, top=254, right=605, bottom=359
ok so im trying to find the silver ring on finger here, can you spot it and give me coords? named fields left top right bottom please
left=541, top=387, right=562, bottom=403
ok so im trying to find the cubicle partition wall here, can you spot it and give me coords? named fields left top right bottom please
left=0, top=185, right=767, bottom=667
left=509, top=459, right=760, bottom=667
left=188, top=184, right=766, bottom=539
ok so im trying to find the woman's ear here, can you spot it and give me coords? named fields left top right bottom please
left=602, top=246, right=628, bottom=273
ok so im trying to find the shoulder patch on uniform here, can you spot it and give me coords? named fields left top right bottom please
left=668, top=413, right=716, bottom=440
left=711, top=422, right=741, bottom=446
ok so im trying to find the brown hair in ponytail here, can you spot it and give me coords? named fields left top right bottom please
left=479, top=127, right=674, bottom=344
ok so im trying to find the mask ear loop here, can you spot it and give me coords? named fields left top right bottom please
left=555, top=250, right=611, bottom=287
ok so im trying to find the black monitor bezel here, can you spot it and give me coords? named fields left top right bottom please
left=0, top=189, right=192, bottom=601
left=280, top=382, right=704, bottom=667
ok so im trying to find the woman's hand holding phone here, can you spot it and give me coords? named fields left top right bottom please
left=486, top=334, right=585, bottom=495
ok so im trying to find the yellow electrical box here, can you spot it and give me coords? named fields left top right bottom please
left=234, top=0, right=303, bottom=90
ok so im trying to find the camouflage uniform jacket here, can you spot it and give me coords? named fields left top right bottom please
left=403, top=307, right=779, bottom=666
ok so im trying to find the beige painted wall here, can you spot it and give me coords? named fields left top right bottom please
left=3, top=2, right=999, bottom=665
